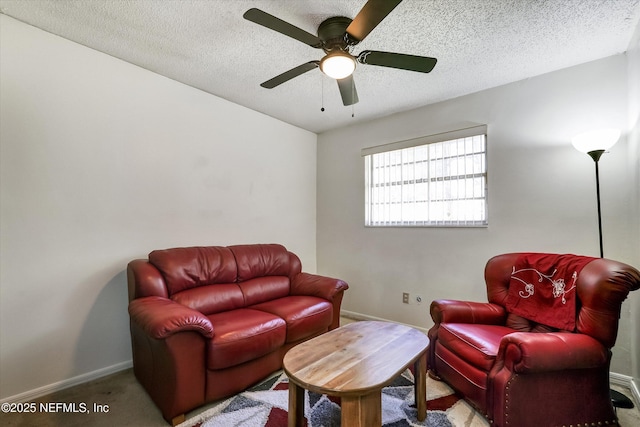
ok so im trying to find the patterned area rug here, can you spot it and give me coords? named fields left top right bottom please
left=178, top=369, right=489, bottom=427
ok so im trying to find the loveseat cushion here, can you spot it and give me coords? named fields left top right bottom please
left=149, top=246, right=237, bottom=295
left=206, top=309, right=286, bottom=370
left=230, top=244, right=300, bottom=281
left=438, top=323, right=514, bottom=371
left=250, top=296, right=333, bottom=342
left=238, top=277, right=290, bottom=306
left=171, top=283, right=245, bottom=315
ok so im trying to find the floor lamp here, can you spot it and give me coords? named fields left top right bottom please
left=571, top=128, right=634, bottom=411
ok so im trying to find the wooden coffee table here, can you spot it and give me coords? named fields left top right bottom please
left=282, top=320, right=429, bottom=427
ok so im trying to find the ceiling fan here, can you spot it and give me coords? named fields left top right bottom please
left=243, top=0, right=437, bottom=106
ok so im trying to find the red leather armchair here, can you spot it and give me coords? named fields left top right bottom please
left=428, top=253, right=640, bottom=427
left=127, top=244, right=348, bottom=425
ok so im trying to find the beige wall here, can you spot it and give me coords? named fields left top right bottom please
left=317, top=54, right=637, bottom=376
left=0, top=15, right=317, bottom=400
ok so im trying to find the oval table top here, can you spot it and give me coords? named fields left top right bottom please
left=283, top=320, right=429, bottom=396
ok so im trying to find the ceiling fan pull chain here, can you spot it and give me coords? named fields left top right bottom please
left=321, top=74, right=325, bottom=112
left=351, top=82, right=355, bottom=117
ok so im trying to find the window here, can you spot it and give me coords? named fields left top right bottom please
left=363, top=125, right=487, bottom=227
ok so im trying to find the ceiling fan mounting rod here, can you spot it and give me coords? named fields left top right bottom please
left=318, top=16, right=352, bottom=52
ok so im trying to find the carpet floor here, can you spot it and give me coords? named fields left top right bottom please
left=177, top=369, right=488, bottom=427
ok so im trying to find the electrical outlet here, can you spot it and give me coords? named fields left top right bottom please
left=402, top=292, right=409, bottom=304
left=415, top=295, right=423, bottom=305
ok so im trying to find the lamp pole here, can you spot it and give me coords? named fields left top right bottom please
left=587, top=149, right=605, bottom=258
left=572, top=129, right=633, bottom=412
left=572, top=129, right=620, bottom=258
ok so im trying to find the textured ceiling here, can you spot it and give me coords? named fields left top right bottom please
left=1, top=0, right=639, bottom=133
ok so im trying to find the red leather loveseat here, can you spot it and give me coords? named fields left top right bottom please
left=428, top=253, right=640, bottom=427
left=127, top=244, right=348, bottom=425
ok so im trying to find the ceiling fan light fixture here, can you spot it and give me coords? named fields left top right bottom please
left=320, top=50, right=356, bottom=79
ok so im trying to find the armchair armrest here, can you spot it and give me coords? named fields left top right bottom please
left=128, top=296, right=214, bottom=339
left=498, top=332, right=608, bottom=373
left=430, top=299, right=506, bottom=325
left=290, top=272, right=349, bottom=301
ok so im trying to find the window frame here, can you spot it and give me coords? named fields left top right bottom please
left=362, top=125, right=488, bottom=228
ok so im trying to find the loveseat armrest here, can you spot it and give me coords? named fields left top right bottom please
left=290, top=272, right=349, bottom=301
left=291, top=273, right=348, bottom=330
left=497, top=332, right=608, bottom=373
left=430, top=299, right=506, bottom=325
left=128, top=296, right=214, bottom=339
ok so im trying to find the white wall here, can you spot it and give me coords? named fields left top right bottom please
left=317, top=54, right=638, bottom=375
left=627, top=19, right=640, bottom=399
left=0, top=15, right=317, bottom=400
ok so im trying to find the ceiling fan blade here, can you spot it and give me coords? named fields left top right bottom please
left=357, top=50, right=437, bottom=73
left=346, top=0, right=403, bottom=43
left=337, top=75, right=359, bottom=106
left=243, top=8, right=323, bottom=48
left=260, top=61, right=319, bottom=89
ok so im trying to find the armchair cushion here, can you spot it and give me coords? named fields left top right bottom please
left=438, top=323, right=513, bottom=371
left=505, top=313, right=559, bottom=333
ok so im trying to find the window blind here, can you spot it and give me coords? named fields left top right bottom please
left=364, top=125, right=487, bottom=227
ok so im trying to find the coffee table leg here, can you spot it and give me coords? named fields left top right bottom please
left=414, top=353, right=427, bottom=421
left=342, top=391, right=382, bottom=427
left=288, top=382, right=305, bottom=427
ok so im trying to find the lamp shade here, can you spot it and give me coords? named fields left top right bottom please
left=320, top=51, right=356, bottom=79
left=572, top=128, right=620, bottom=154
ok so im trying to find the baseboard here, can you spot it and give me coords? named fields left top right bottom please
left=631, top=378, right=640, bottom=406
left=0, top=360, right=133, bottom=404
left=610, top=371, right=640, bottom=407
left=340, top=309, right=429, bottom=333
